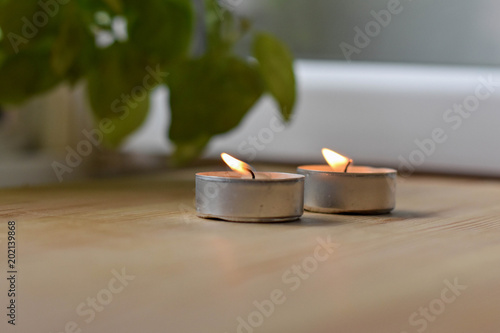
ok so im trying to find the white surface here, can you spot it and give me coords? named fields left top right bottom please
left=124, top=60, right=500, bottom=176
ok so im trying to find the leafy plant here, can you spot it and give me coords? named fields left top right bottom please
left=0, top=0, right=296, bottom=163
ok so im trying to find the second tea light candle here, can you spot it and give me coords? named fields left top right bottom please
left=297, top=148, right=397, bottom=214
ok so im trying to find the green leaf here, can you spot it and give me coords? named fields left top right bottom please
left=0, top=49, right=6, bottom=67
left=126, top=0, right=193, bottom=67
left=168, top=55, right=264, bottom=163
left=50, top=4, right=93, bottom=81
left=86, top=45, right=159, bottom=147
left=102, top=0, right=123, bottom=13
left=0, top=1, right=38, bottom=42
left=0, top=50, right=61, bottom=104
left=0, top=1, right=61, bottom=55
left=0, top=0, right=63, bottom=104
left=75, top=0, right=121, bottom=14
left=205, top=0, right=232, bottom=55
left=253, top=32, right=296, bottom=121
left=204, top=0, right=251, bottom=57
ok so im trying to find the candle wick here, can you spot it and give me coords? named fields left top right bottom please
left=246, top=168, right=256, bottom=179
left=344, top=160, right=352, bottom=173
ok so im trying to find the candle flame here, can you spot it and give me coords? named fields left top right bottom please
left=221, top=153, right=256, bottom=179
left=322, top=148, right=352, bottom=172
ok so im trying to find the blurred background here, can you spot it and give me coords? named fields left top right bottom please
left=2, top=0, right=500, bottom=187
left=246, top=0, right=500, bottom=65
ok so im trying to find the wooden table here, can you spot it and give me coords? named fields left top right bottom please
left=1, top=166, right=500, bottom=333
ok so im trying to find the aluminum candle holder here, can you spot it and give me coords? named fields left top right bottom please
left=196, top=171, right=305, bottom=222
left=297, top=165, right=397, bottom=214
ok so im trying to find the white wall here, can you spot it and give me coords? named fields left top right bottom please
left=125, top=61, right=500, bottom=176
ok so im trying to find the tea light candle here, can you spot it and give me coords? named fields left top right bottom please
left=196, top=154, right=304, bottom=222
left=297, top=148, right=397, bottom=214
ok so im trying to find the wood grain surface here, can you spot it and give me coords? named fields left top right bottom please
left=1, top=166, right=499, bottom=333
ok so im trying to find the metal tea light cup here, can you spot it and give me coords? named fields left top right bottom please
left=297, top=165, right=397, bottom=214
left=196, top=171, right=305, bottom=222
